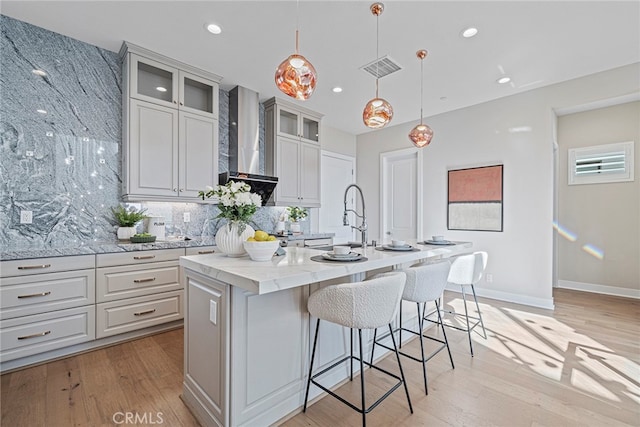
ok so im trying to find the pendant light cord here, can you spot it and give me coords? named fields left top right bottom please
left=295, top=0, right=300, bottom=53
left=420, top=57, right=424, bottom=125
left=375, top=10, right=380, bottom=98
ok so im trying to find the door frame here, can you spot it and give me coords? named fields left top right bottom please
left=315, top=150, right=356, bottom=240
left=379, top=147, right=424, bottom=241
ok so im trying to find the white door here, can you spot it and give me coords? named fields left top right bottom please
left=380, top=148, right=422, bottom=242
left=319, top=151, right=355, bottom=244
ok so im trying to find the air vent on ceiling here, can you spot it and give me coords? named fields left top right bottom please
left=360, top=55, right=402, bottom=79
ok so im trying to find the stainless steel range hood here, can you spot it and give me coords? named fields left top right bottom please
left=220, top=86, right=278, bottom=205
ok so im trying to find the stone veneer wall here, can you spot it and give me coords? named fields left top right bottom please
left=0, top=15, right=306, bottom=250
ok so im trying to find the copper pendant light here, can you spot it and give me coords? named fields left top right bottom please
left=275, top=1, right=317, bottom=100
left=363, top=3, right=393, bottom=129
left=408, top=49, right=433, bottom=148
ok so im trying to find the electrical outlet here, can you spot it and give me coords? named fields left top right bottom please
left=20, top=210, right=33, bottom=224
left=183, top=212, right=191, bottom=223
left=485, top=273, right=493, bottom=283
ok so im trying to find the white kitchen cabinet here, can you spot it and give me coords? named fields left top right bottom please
left=265, top=97, right=323, bottom=207
left=95, top=249, right=184, bottom=338
left=121, top=42, right=221, bottom=202
left=0, top=255, right=96, bottom=363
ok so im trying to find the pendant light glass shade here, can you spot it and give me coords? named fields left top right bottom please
left=275, top=49, right=317, bottom=100
left=275, top=1, right=317, bottom=101
left=408, top=49, right=433, bottom=147
left=363, top=3, right=393, bottom=129
left=363, top=97, right=393, bottom=129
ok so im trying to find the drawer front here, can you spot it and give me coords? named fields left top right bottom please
left=0, top=269, right=95, bottom=320
left=96, top=248, right=184, bottom=268
left=185, top=246, right=216, bottom=256
left=96, top=290, right=183, bottom=338
left=0, top=255, right=95, bottom=278
left=0, top=306, right=95, bottom=362
left=96, top=261, right=181, bottom=303
left=304, top=238, right=333, bottom=247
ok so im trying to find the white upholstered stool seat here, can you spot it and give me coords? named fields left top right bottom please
left=370, top=260, right=454, bottom=395
left=303, top=272, right=413, bottom=426
left=426, top=251, right=488, bottom=356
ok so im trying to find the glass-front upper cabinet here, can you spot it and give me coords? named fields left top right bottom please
left=277, top=105, right=320, bottom=143
left=129, top=53, right=218, bottom=119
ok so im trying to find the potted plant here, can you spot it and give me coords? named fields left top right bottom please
left=111, top=205, right=148, bottom=240
left=287, top=206, right=307, bottom=234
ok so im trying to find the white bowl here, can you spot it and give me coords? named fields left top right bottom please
left=243, top=240, right=280, bottom=261
left=333, top=246, right=351, bottom=255
left=432, top=235, right=444, bottom=241
left=391, top=239, right=406, bottom=247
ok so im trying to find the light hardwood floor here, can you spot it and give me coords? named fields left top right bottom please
left=2, top=289, right=638, bottom=426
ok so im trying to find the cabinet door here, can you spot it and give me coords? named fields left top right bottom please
left=275, top=137, right=301, bottom=205
left=129, top=100, right=179, bottom=197
left=300, top=142, right=321, bottom=207
left=129, top=54, right=179, bottom=108
left=179, top=111, right=218, bottom=198
left=276, top=106, right=300, bottom=139
left=300, top=114, right=320, bottom=143
left=179, top=71, right=219, bottom=119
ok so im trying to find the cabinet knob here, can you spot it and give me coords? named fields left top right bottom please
left=173, top=188, right=178, bottom=192
left=180, top=102, right=184, bottom=106
left=173, top=100, right=178, bottom=104
left=179, top=188, right=184, bottom=192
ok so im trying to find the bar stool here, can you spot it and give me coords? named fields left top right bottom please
left=303, top=272, right=413, bottom=427
left=370, top=260, right=454, bottom=395
left=429, top=251, right=488, bottom=356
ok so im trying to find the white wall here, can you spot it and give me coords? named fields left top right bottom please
left=356, top=63, right=640, bottom=309
left=557, top=101, right=640, bottom=297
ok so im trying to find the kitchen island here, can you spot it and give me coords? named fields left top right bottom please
left=180, top=241, right=471, bottom=427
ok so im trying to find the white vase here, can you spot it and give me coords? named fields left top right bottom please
left=117, top=226, right=136, bottom=240
left=215, top=222, right=255, bottom=257
left=290, top=222, right=301, bottom=234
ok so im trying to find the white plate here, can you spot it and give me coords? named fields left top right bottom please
left=423, top=240, right=455, bottom=245
left=322, top=252, right=362, bottom=261
left=382, top=244, right=414, bottom=251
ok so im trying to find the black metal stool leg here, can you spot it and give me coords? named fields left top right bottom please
left=416, top=302, right=428, bottom=395
left=399, top=301, right=403, bottom=348
left=369, top=328, right=378, bottom=366
left=304, top=318, right=321, bottom=412
left=358, top=329, right=366, bottom=427
left=471, top=284, right=487, bottom=338
left=388, top=324, right=413, bottom=414
left=435, top=300, right=454, bottom=369
left=461, top=287, right=474, bottom=356
left=350, top=328, right=354, bottom=381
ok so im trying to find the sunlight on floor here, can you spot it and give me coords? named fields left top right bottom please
left=444, top=297, right=640, bottom=405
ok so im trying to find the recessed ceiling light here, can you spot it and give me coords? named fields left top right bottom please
left=462, top=27, right=478, bottom=38
left=497, top=77, right=511, bottom=84
left=206, top=23, right=222, bottom=35
left=156, top=86, right=167, bottom=92
left=36, top=109, right=47, bottom=114
left=32, top=69, right=47, bottom=76
left=332, top=87, right=343, bottom=93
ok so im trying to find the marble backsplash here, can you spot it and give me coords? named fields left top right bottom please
left=0, top=15, right=307, bottom=251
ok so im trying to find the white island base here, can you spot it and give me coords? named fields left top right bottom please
left=180, top=242, right=471, bottom=427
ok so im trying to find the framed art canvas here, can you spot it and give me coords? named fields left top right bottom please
left=448, top=164, right=503, bottom=232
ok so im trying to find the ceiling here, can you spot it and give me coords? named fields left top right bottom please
left=2, top=1, right=639, bottom=136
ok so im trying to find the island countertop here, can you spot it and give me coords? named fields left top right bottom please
left=179, top=241, right=472, bottom=295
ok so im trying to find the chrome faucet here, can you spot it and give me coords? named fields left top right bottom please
left=343, top=184, right=367, bottom=250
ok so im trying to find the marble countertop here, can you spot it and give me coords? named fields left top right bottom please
left=274, top=232, right=334, bottom=241
left=0, top=237, right=217, bottom=261
left=180, top=240, right=472, bottom=295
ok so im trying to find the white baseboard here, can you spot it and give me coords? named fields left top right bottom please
left=444, top=285, right=555, bottom=310
left=556, top=280, right=640, bottom=299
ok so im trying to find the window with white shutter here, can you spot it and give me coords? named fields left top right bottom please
left=568, top=141, right=634, bottom=185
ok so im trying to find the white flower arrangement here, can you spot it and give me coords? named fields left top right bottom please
left=199, top=181, right=262, bottom=230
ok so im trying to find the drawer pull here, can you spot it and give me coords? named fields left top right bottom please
left=133, top=277, right=156, bottom=283
left=18, top=330, right=51, bottom=340
left=18, top=291, right=52, bottom=299
left=17, top=264, right=51, bottom=270
left=134, top=309, right=156, bottom=316
left=198, top=250, right=215, bottom=254
left=133, top=255, right=156, bottom=260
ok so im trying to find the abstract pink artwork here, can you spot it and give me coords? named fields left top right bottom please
left=448, top=165, right=503, bottom=231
